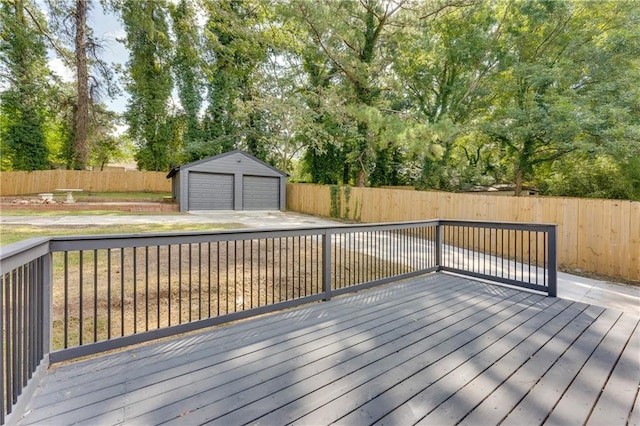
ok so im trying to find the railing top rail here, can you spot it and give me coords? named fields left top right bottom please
left=438, top=219, right=557, bottom=231
left=327, top=220, right=439, bottom=234
left=48, top=227, right=327, bottom=251
left=46, top=220, right=443, bottom=251
left=0, top=237, right=51, bottom=273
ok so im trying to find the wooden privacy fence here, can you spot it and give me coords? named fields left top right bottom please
left=286, top=183, right=640, bottom=283
left=0, top=170, right=170, bottom=195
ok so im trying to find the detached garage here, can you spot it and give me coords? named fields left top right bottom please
left=166, top=150, right=288, bottom=212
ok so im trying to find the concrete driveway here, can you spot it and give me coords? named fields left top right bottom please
left=0, top=210, right=339, bottom=228
left=2, top=210, right=638, bottom=313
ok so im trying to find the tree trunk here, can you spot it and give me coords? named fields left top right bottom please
left=514, top=169, right=523, bottom=196
left=74, top=0, right=89, bottom=170
left=357, top=168, right=366, bottom=187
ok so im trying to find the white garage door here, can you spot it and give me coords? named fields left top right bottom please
left=242, top=176, right=280, bottom=210
left=188, top=172, right=233, bottom=210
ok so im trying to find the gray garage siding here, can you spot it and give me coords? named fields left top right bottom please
left=242, top=176, right=280, bottom=210
left=188, top=172, right=234, bottom=210
left=186, top=152, right=283, bottom=177
left=170, top=150, right=287, bottom=212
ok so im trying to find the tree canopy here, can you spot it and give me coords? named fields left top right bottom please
left=2, top=0, right=639, bottom=200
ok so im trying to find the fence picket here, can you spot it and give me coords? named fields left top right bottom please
left=0, top=170, right=169, bottom=195
left=286, top=183, right=639, bottom=282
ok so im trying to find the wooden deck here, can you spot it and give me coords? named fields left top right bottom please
left=18, top=273, right=640, bottom=426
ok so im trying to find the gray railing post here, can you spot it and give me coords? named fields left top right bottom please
left=322, top=230, right=332, bottom=301
left=41, top=252, right=52, bottom=357
left=435, top=222, right=442, bottom=270
left=548, top=225, right=558, bottom=297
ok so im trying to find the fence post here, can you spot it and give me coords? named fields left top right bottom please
left=435, top=222, right=442, bottom=270
left=322, top=230, right=332, bottom=301
left=548, top=225, right=558, bottom=297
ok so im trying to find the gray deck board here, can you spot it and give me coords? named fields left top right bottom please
left=17, top=273, right=640, bottom=426
left=283, top=294, right=550, bottom=426
left=135, top=279, right=524, bottom=425
left=190, top=296, right=536, bottom=424
left=630, top=386, right=640, bottom=426
left=586, top=318, right=640, bottom=426
left=124, top=285, right=481, bottom=423
left=500, top=308, right=623, bottom=425
left=547, top=312, right=639, bottom=426
left=457, top=303, right=604, bottom=426
left=85, top=280, right=478, bottom=422
left=402, top=300, right=583, bottom=425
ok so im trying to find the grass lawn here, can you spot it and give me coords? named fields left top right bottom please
left=76, top=191, right=171, bottom=199
left=0, top=223, right=245, bottom=246
left=1, top=209, right=183, bottom=216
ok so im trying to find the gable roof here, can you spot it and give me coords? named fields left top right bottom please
left=166, top=149, right=288, bottom=179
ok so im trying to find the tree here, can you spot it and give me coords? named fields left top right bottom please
left=246, top=53, right=308, bottom=173
left=294, top=0, right=403, bottom=186
left=169, top=0, right=203, bottom=162
left=292, top=0, right=477, bottom=187
left=542, top=154, right=639, bottom=200
left=481, top=0, right=640, bottom=195
left=197, top=0, right=265, bottom=160
left=0, top=0, right=50, bottom=170
left=393, top=1, right=500, bottom=190
left=73, top=0, right=89, bottom=169
left=33, top=0, right=118, bottom=170
left=89, top=106, right=130, bottom=171
left=115, top=0, right=175, bottom=171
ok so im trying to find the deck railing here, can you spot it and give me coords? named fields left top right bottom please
left=0, top=219, right=556, bottom=424
left=0, top=238, right=51, bottom=425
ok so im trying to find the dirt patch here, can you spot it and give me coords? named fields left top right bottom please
left=559, top=266, right=640, bottom=287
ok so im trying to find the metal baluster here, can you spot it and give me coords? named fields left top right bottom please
left=188, top=244, right=192, bottom=322
left=199, top=243, right=203, bottom=319
left=242, top=240, right=246, bottom=310
left=79, top=251, right=84, bottom=345
left=178, top=245, right=182, bottom=324
left=157, top=245, right=160, bottom=329
left=145, top=247, right=149, bottom=331
left=107, top=249, right=111, bottom=340
left=208, top=242, right=212, bottom=317
left=168, top=245, right=172, bottom=327
left=120, top=248, right=125, bottom=336
left=133, top=248, right=137, bottom=333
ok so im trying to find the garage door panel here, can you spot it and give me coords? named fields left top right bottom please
left=243, top=176, right=279, bottom=210
left=188, top=172, right=233, bottom=210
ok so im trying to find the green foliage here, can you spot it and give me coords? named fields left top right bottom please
left=329, top=185, right=342, bottom=219
left=196, top=0, right=266, bottom=160
left=89, top=106, right=130, bottom=170
left=2, top=0, right=638, bottom=200
left=169, top=0, right=204, bottom=157
left=328, top=185, right=361, bottom=220
left=480, top=0, right=640, bottom=195
left=0, top=0, right=50, bottom=170
left=541, top=155, right=639, bottom=200
left=116, top=0, right=175, bottom=171
left=343, top=185, right=351, bottom=220
left=289, top=0, right=412, bottom=186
